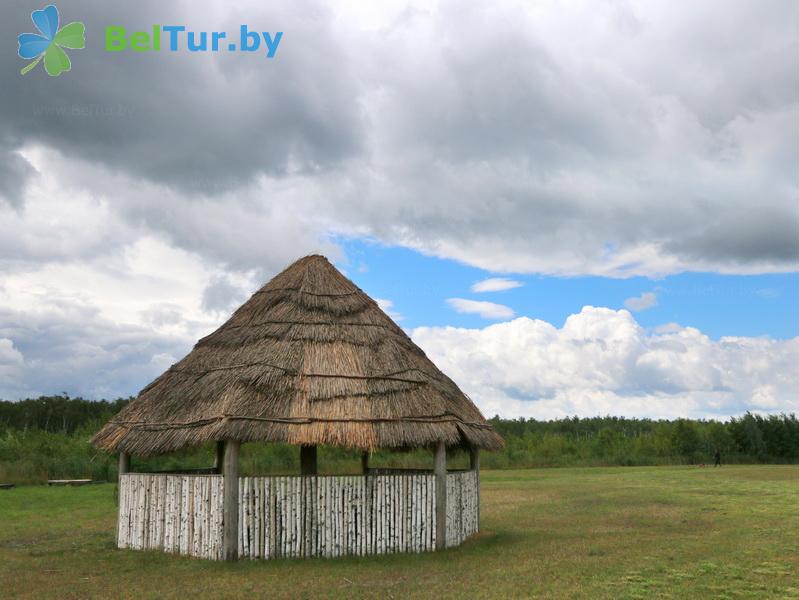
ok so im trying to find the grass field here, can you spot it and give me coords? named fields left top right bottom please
left=2, top=466, right=799, bottom=599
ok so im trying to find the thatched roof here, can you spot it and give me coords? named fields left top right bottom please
left=92, top=255, right=504, bottom=457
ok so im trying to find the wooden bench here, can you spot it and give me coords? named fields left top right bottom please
left=47, top=479, right=93, bottom=486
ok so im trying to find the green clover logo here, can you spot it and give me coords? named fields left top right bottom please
left=18, top=5, right=85, bottom=76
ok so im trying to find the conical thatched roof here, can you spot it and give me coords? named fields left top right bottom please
left=92, top=255, right=504, bottom=457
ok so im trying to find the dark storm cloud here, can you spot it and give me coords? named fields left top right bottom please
left=668, top=207, right=799, bottom=265
left=314, top=0, right=799, bottom=275
left=0, top=0, right=363, bottom=199
left=1, top=0, right=799, bottom=277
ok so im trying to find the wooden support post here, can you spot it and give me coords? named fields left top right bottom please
left=361, top=451, right=369, bottom=475
left=434, top=441, right=447, bottom=550
left=469, top=447, right=480, bottom=471
left=300, top=445, right=318, bottom=476
left=223, top=440, right=240, bottom=561
left=118, top=452, right=130, bottom=479
left=214, top=441, right=225, bottom=474
left=470, top=446, right=480, bottom=530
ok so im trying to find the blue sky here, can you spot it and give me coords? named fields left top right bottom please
left=340, top=238, right=798, bottom=340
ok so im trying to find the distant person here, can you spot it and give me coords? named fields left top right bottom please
left=714, top=448, right=721, bottom=467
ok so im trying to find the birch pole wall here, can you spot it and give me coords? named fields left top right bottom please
left=117, top=474, right=224, bottom=560
left=434, top=442, right=447, bottom=550
left=116, top=469, right=479, bottom=561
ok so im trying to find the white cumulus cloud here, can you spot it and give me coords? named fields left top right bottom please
left=471, top=278, right=524, bottom=293
left=447, top=298, right=515, bottom=320
left=412, top=306, right=799, bottom=420
left=624, top=292, right=658, bottom=311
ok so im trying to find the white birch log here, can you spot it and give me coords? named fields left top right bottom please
left=322, top=476, right=329, bottom=558
left=366, top=475, right=372, bottom=555
left=188, top=475, right=195, bottom=555
left=269, top=477, right=276, bottom=559
left=330, top=476, right=336, bottom=558
left=139, top=476, right=146, bottom=550
left=406, top=475, right=412, bottom=552
left=288, top=477, right=294, bottom=558
left=291, top=477, right=297, bottom=558
left=158, top=476, right=165, bottom=550
left=165, top=477, right=173, bottom=553
left=331, top=476, right=337, bottom=558
left=176, top=476, right=184, bottom=555
left=283, top=477, right=290, bottom=558
left=347, top=477, right=354, bottom=555
left=339, top=476, right=344, bottom=557
left=419, top=474, right=425, bottom=553
left=330, top=477, right=337, bottom=558
left=390, top=476, right=396, bottom=553
left=117, top=476, right=126, bottom=548
left=255, top=477, right=266, bottom=558
left=190, top=477, right=199, bottom=557
left=311, top=477, right=319, bottom=558
left=296, top=477, right=302, bottom=558
left=208, top=476, right=214, bottom=559
left=131, top=475, right=137, bottom=550
left=240, top=477, right=247, bottom=558
left=151, top=476, right=158, bottom=550
left=285, top=476, right=291, bottom=558
left=399, top=475, right=406, bottom=552
left=163, top=477, right=172, bottom=553
left=118, top=475, right=126, bottom=549
left=130, top=476, right=137, bottom=550
left=278, top=477, right=285, bottom=558
left=385, top=475, right=394, bottom=554
left=300, top=477, right=306, bottom=557
left=422, top=474, right=427, bottom=552
left=290, top=477, right=297, bottom=558
left=342, top=478, right=348, bottom=556
left=428, top=474, right=434, bottom=551
left=144, top=476, right=151, bottom=550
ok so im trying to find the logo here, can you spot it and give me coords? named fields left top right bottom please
left=104, top=26, right=282, bottom=57
left=18, top=5, right=85, bottom=77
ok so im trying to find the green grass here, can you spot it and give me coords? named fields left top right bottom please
left=2, top=466, right=799, bottom=599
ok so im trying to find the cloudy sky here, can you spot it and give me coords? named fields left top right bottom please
left=1, top=0, right=798, bottom=419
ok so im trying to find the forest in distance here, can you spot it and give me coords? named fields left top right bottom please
left=1, top=395, right=798, bottom=484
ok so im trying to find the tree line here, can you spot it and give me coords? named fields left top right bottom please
left=1, top=396, right=798, bottom=484
left=488, top=413, right=799, bottom=466
left=0, top=396, right=130, bottom=434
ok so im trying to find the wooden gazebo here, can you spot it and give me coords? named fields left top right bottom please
left=92, top=255, right=503, bottom=560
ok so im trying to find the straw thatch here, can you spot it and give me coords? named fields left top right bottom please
left=92, top=255, right=504, bottom=457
